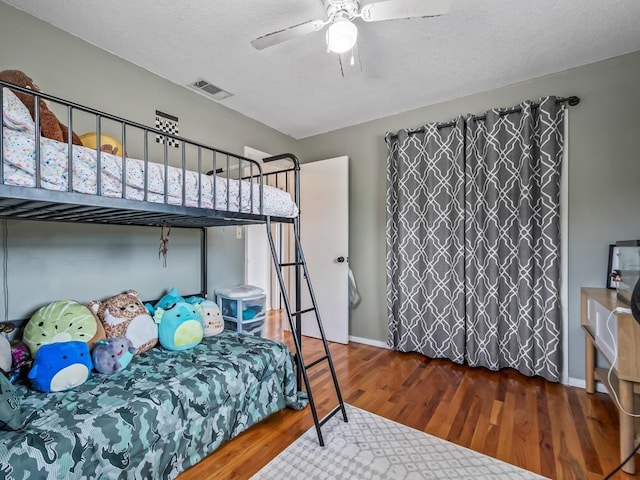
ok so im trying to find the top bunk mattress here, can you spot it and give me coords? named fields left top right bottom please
left=0, top=88, right=298, bottom=218
left=1, top=128, right=298, bottom=219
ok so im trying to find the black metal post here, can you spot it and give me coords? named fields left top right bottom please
left=201, top=227, right=208, bottom=298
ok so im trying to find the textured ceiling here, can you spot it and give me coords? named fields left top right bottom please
left=4, top=0, right=640, bottom=139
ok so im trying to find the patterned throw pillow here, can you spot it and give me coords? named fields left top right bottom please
left=2, top=88, right=35, bottom=134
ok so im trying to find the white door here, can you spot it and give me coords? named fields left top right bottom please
left=298, top=156, right=349, bottom=344
left=245, top=224, right=272, bottom=309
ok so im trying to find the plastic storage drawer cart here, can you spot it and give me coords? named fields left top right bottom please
left=215, top=285, right=266, bottom=337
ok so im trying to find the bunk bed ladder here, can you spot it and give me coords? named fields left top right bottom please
left=265, top=216, right=348, bottom=446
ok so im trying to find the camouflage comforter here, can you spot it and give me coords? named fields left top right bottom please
left=0, top=332, right=307, bottom=479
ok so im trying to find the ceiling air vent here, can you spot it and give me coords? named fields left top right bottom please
left=189, top=79, right=233, bottom=101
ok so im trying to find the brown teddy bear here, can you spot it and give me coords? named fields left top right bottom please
left=0, top=69, right=82, bottom=146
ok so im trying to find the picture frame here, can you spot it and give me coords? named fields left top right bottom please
left=607, top=244, right=620, bottom=289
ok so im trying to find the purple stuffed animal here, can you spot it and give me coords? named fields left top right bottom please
left=92, top=337, right=135, bottom=374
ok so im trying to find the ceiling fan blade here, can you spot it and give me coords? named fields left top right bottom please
left=251, top=19, right=326, bottom=50
left=338, top=43, right=362, bottom=78
left=360, top=0, right=451, bottom=22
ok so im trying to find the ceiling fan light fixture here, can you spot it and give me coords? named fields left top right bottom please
left=326, top=19, right=358, bottom=53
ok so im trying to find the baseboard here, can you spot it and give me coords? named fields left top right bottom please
left=567, top=376, right=608, bottom=394
left=348, top=336, right=390, bottom=349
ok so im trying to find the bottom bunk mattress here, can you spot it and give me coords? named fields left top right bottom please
left=0, top=332, right=307, bottom=479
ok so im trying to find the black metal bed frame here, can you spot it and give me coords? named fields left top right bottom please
left=0, top=79, right=347, bottom=445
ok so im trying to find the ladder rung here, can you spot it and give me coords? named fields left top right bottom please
left=305, top=354, right=329, bottom=370
left=266, top=219, right=347, bottom=447
left=319, top=405, right=344, bottom=427
left=279, top=261, right=304, bottom=267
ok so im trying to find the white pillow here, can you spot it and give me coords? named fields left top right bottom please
left=2, top=88, right=35, bottom=134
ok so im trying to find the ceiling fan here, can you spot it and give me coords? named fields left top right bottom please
left=251, top=0, right=451, bottom=75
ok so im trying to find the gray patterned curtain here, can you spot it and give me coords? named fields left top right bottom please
left=465, top=97, right=563, bottom=381
left=386, top=97, right=564, bottom=382
left=386, top=119, right=466, bottom=362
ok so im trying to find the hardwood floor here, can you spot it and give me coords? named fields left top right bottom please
left=179, top=312, right=628, bottom=480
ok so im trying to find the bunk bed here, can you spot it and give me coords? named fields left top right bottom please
left=0, top=80, right=347, bottom=479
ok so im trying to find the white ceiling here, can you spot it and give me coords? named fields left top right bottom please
left=4, top=0, right=640, bottom=139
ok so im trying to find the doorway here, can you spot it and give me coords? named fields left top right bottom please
left=244, top=148, right=350, bottom=344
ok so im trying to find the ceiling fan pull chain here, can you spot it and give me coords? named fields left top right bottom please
left=350, top=51, right=355, bottom=66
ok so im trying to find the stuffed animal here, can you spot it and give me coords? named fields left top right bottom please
left=79, top=132, right=125, bottom=156
left=89, top=290, right=158, bottom=355
left=0, top=374, right=22, bottom=430
left=186, top=296, right=223, bottom=337
left=28, top=341, right=92, bottom=393
left=0, top=70, right=83, bottom=146
left=0, top=336, right=11, bottom=374
left=92, top=338, right=135, bottom=374
left=146, top=287, right=203, bottom=351
left=22, top=300, right=106, bottom=358
left=8, top=343, right=32, bottom=384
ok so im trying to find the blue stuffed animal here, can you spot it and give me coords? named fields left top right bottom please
left=28, top=341, right=92, bottom=392
left=92, top=337, right=135, bottom=374
left=146, top=288, right=204, bottom=351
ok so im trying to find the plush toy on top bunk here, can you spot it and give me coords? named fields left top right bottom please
left=79, top=132, right=125, bottom=156
left=0, top=69, right=83, bottom=146
left=146, top=288, right=204, bottom=351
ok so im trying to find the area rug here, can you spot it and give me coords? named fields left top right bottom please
left=250, top=404, right=547, bottom=480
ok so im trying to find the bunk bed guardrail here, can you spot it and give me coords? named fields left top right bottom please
left=0, top=80, right=299, bottom=228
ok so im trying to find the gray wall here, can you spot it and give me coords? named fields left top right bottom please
left=0, top=3, right=299, bottom=317
left=296, top=50, right=640, bottom=381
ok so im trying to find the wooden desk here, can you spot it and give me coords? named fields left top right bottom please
left=581, top=287, right=640, bottom=474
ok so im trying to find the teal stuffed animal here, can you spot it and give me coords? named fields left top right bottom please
left=145, top=288, right=204, bottom=351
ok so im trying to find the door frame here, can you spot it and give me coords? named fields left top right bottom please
left=244, top=147, right=291, bottom=310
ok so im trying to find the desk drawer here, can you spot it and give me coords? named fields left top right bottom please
left=587, top=296, right=617, bottom=366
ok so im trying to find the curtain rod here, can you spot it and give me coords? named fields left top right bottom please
left=389, top=95, right=580, bottom=139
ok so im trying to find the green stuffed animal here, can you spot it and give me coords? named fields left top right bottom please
left=23, top=300, right=106, bottom=357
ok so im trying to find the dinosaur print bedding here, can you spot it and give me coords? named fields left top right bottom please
left=1, top=127, right=299, bottom=218
left=0, top=333, right=306, bottom=479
